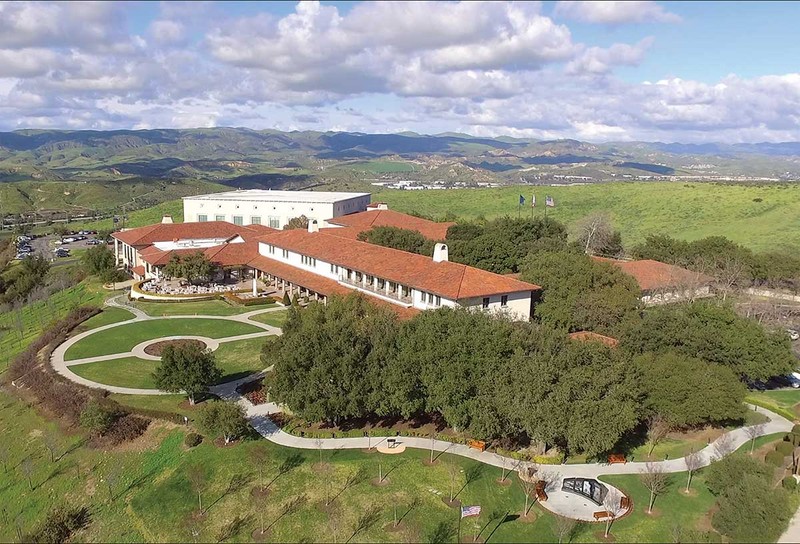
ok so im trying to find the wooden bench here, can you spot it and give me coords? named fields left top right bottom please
left=620, top=496, right=631, bottom=510
left=608, top=454, right=627, bottom=464
left=535, top=480, right=548, bottom=502
left=467, top=439, right=486, bottom=452
left=593, top=511, right=612, bottom=520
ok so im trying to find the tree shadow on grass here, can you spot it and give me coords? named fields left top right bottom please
left=454, top=463, right=485, bottom=501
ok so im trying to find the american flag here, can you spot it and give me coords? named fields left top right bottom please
left=546, top=195, right=555, bottom=207
left=461, top=505, right=481, bottom=518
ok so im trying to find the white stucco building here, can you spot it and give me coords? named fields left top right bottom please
left=182, top=190, right=371, bottom=229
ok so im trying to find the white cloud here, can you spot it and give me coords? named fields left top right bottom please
left=149, top=20, right=186, bottom=45
left=566, top=37, right=654, bottom=75
left=554, top=1, right=681, bottom=24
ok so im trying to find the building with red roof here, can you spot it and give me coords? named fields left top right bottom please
left=592, top=256, right=714, bottom=304
left=323, top=203, right=454, bottom=241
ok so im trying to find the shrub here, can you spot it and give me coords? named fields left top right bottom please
left=784, top=433, right=793, bottom=442
left=776, top=441, right=795, bottom=456
left=103, top=414, right=150, bottom=446
left=25, top=505, right=90, bottom=543
left=705, top=455, right=773, bottom=495
left=791, top=424, right=800, bottom=435
left=79, top=399, right=116, bottom=435
left=766, top=450, right=786, bottom=467
left=282, top=292, right=291, bottom=306
left=713, top=475, right=791, bottom=542
left=783, top=476, right=797, bottom=491
left=185, top=433, right=203, bottom=448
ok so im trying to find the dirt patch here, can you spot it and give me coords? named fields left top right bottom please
left=594, top=531, right=615, bottom=542
left=695, top=503, right=719, bottom=533
left=212, top=436, right=239, bottom=448
left=370, top=477, right=390, bottom=487
left=643, top=507, right=662, bottom=518
left=144, top=339, right=206, bottom=357
left=384, top=521, right=406, bottom=533
left=28, top=428, right=43, bottom=438
left=422, top=459, right=440, bottom=467
left=251, top=528, right=270, bottom=542
left=442, top=497, right=462, bottom=509
left=250, top=485, right=271, bottom=499
left=312, top=461, right=333, bottom=473
left=110, top=420, right=178, bottom=453
left=517, top=511, right=537, bottom=523
left=681, top=487, right=699, bottom=497
left=495, top=477, right=512, bottom=487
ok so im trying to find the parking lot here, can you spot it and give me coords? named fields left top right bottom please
left=15, top=231, right=107, bottom=264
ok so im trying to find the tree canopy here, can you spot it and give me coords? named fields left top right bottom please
left=519, top=249, right=641, bottom=334
left=357, top=226, right=435, bottom=256
left=163, top=251, right=215, bottom=284
left=152, top=343, right=222, bottom=404
left=283, top=215, right=309, bottom=230
left=620, top=300, right=795, bottom=380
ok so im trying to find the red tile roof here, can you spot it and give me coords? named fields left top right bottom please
left=327, top=209, right=454, bottom=241
left=568, top=331, right=619, bottom=348
left=592, top=257, right=713, bottom=292
left=139, top=241, right=261, bottom=268
left=248, top=255, right=419, bottom=320
left=257, top=229, right=540, bottom=300
left=112, top=221, right=271, bottom=247
left=131, top=265, right=145, bottom=277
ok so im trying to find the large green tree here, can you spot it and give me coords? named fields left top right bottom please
left=152, top=343, right=222, bottom=404
left=712, top=475, right=792, bottom=542
left=198, top=401, right=249, bottom=444
left=163, top=251, right=215, bottom=284
left=519, top=249, right=641, bottom=334
left=357, top=226, right=436, bottom=255
left=634, top=352, right=746, bottom=427
left=620, top=300, right=794, bottom=380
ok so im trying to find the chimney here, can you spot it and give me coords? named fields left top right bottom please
left=307, top=219, right=319, bottom=233
left=433, top=242, right=448, bottom=263
left=161, top=215, right=173, bottom=224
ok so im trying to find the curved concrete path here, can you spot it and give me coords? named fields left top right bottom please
left=50, top=297, right=285, bottom=395
left=222, top=371, right=794, bottom=479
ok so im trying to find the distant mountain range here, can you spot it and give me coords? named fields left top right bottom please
left=0, top=128, right=798, bottom=214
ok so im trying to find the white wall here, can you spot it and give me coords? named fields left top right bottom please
left=184, top=194, right=371, bottom=228
left=459, top=291, right=533, bottom=320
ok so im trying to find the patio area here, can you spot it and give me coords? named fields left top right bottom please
left=139, top=277, right=251, bottom=296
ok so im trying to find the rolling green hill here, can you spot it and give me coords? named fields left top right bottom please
left=374, top=182, right=800, bottom=252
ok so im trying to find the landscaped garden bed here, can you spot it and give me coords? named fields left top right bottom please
left=143, top=339, right=207, bottom=357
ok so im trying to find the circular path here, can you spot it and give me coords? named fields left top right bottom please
left=50, top=296, right=285, bottom=395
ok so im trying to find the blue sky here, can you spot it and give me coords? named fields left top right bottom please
left=0, top=1, right=798, bottom=142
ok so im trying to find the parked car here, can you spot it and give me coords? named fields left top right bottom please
left=788, top=329, right=799, bottom=341
left=746, top=379, right=768, bottom=391
left=789, top=372, right=800, bottom=388
left=86, top=239, right=102, bottom=245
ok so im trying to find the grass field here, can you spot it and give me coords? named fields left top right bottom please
left=0, top=280, right=108, bottom=372
left=248, top=310, right=289, bottom=328
left=70, top=337, right=267, bottom=389
left=74, top=307, right=134, bottom=330
left=64, top=318, right=263, bottom=360
left=375, top=182, right=800, bottom=252
left=1, top=386, right=745, bottom=543
left=746, top=390, right=800, bottom=421
left=348, top=160, right=417, bottom=173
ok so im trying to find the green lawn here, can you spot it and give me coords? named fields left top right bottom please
left=75, top=307, right=135, bottom=331
left=70, top=357, right=158, bottom=389
left=70, top=337, right=268, bottom=389
left=747, top=390, right=800, bottom=421
left=133, top=299, right=274, bottom=317
left=248, top=310, right=289, bottom=328
left=376, top=182, right=800, bottom=253
left=214, top=337, right=267, bottom=381
left=64, top=318, right=263, bottom=360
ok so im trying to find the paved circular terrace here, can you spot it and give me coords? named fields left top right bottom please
left=50, top=298, right=285, bottom=395
left=537, top=478, right=630, bottom=522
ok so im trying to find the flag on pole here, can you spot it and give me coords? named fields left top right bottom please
left=518, top=195, right=525, bottom=206
left=546, top=195, right=555, bottom=207
left=531, top=195, right=536, bottom=207
left=461, top=505, right=481, bottom=518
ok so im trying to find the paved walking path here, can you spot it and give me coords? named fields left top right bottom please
left=50, top=297, right=284, bottom=395
left=221, top=369, right=794, bottom=478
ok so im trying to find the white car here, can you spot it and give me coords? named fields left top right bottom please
left=788, top=329, right=800, bottom=341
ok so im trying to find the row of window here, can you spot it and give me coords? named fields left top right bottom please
left=420, top=291, right=442, bottom=307
left=198, top=214, right=280, bottom=228
left=481, top=295, right=509, bottom=309
left=301, top=255, right=317, bottom=267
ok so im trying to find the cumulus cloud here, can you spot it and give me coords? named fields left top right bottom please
left=554, top=1, right=681, bottom=25
left=0, top=1, right=797, bottom=143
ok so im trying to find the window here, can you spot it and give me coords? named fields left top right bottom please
left=268, top=245, right=275, bottom=255
left=501, top=295, right=508, bottom=307
left=377, top=279, right=385, bottom=290
left=435, top=295, right=441, bottom=306
left=330, top=264, right=339, bottom=274
left=427, top=293, right=434, bottom=304
left=197, top=214, right=208, bottom=222
left=402, top=286, right=410, bottom=298
left=389, top=282, right=397, bottom=293
left=233, top=215, right=243, bottom=226
left=482, top=297, right=490, bottom=309
left=282, top=249, right=289, bottom=259
left=268, top=216, right=280, bottom=229
left=366, top=275, right=374, bottom=285
left=301, top=255, right=317, bottom=267
left=250, top=216, right=261, bottom=225
left=215, top=215, right=225, bottom=222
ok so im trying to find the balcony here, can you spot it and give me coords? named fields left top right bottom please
left=339, top=276, right=413, bottom=305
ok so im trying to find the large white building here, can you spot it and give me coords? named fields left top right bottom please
left=182, top=190, right=371, bottom=229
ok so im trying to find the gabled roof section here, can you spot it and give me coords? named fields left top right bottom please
left=112, top=221, right=273, bottom=247
left=593, top=257, right=714, bottom=291
left=327, top=209, right=454, bottom=241
left=257, top=229, right=540, bottom=300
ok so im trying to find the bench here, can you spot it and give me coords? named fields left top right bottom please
left=608, top=454, right=627, bottom=464
left=467, top=439, right=486, bottom=452
left=593, top=511, right=612, bottom=520
left=620, top=496, right=631, bottom=510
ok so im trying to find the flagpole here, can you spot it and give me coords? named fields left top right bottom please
left=458, top=510, right=462, bottom=543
